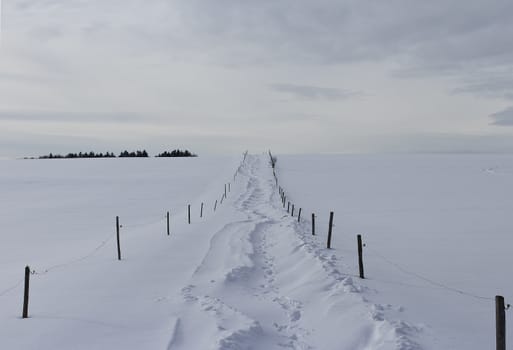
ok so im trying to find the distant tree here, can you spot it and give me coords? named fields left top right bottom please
left=156, top=149, right=197, bottom=157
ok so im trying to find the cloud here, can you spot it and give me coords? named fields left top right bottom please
left=270, top=84, right=361, bottom=100
left=0, top=111, right=148, bottom=124
left=2, top=0, right=513, bottom=155
left=175, top=1, right=513, bottom=68
left=490, top=107, right=513, bottom=126
left=6, top=0, right=513, bottom=70
left=452, top=75, right=513, bottom=100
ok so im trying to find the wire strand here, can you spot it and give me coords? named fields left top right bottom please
left=121, top=215, right=165, bottom=229
left=0, top=279, right=24, bottom=297
left=31, top=232, right=114, bottom=276
left=367, top=247, right=493, bottom=301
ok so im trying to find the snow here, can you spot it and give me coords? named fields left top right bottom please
left=277, top=154, right=513, bottom=349
left=0, top=153, right=511, bottom=349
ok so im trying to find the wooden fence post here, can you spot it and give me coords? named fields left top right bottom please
left=312, top=213, right=315, bottom=235
left=22, top=266, right=30, bottom=319
left=200, top=203, right=204, bottom=218
left=188, top=205, right=191, bottom=224
left=167, top=211, right=170, bottom=235
left=291, top=204, right=295, bottom=217
left=496, top=295, right=506, bottom=350
left=287, top=202, right=290, bottom=213
left=214, top=200, right=218, bottom=212
left=298, top=208, right=302, bottom=222
left=116, top=216, right=121, bottom=260
left=327, top=212, right=334, bottom=249
left=224, top=184, right=227, bottom=198
left=357, top=234, right=364, bottom=279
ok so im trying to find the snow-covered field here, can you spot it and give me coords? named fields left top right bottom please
left=0, top=153, right=511, bottom=349
left=277, top=154, right=513, bottom=349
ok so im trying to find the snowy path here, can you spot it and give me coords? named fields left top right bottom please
left=168, top=155, right=423, bottom=350
left=0, top=154, right=427, bottom=349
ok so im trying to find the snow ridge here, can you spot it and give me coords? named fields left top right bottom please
left=169, top=154, right=423, bottom=350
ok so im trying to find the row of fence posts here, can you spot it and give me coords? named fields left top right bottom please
left=114, top=189, right=235, bottom=260
left=270, top=150, right=509, bottom=350
left=20, top=151, right=250, bottom=320
left=17, top=150, right=510, bottom=350
left=279, top=186, right=347, bottom=266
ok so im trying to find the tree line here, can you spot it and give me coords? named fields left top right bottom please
left=32, top=149, right=197, bottom=159
left=155, top=149, right=196, bottom=157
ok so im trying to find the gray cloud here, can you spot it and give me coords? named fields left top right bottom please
left=0, top=72, right=60, bottom=84
left=452, top=74, right=513, bottom=100
left=490, top=107, right=513, bottom=126
left=0, top=111, right=148, bottom=124
left=176, top=1, right=513, bottom=68
left=270, top=84, right=361, bottom=100
left=6, top=0, right=513, bottom=70
left=2, top=0, right=513, bottom=155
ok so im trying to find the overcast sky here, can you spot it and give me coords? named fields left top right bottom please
left=1, top=0, right=513, bottom=157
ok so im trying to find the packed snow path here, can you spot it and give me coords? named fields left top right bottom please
left=168, top=155, right=421, bottom=350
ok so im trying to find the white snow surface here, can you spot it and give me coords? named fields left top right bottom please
left=276, top=154, right=513, bottom=350
left=0, top=153, right=511, bottom=349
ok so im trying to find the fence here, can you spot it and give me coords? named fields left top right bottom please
left=267, top=150, right=509, bottom=350
left=0, top=150, right=250, bottom=320
left=2, top=149, right=509, bottom=349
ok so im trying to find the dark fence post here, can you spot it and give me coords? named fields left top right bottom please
left=22, top=266, right=30, bottom=319
left=283, top=196, right=286, bottom=208
left=224, top=184, right=227, bottom=198
left=327, top=212, right=334, bottom=249
left=200, top=203, right=204, bottom=218
left=188, top=205, right=191, bottom=224
left=291, top=204, right=295, bottom=217
left=312, top=213, right=315, bottom=235
left=298, top=208, right=302, bottom=222
left=357, top=234, right=365, bottom=279
left=116, top=216, right=121, bottom=260
left=287, top=202, right=290, bottom=213
left=214, top=200, right=218, bottom=212
left=496, top=295, right=506, bottom=350
left=167, top=211, right=170, bottom=235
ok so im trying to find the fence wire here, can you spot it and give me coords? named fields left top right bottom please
left=366, top=247, right=494, bottom=301
left=270, top=150, right=497, bottom=304
left=1, top=154, right=250, bottom=300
